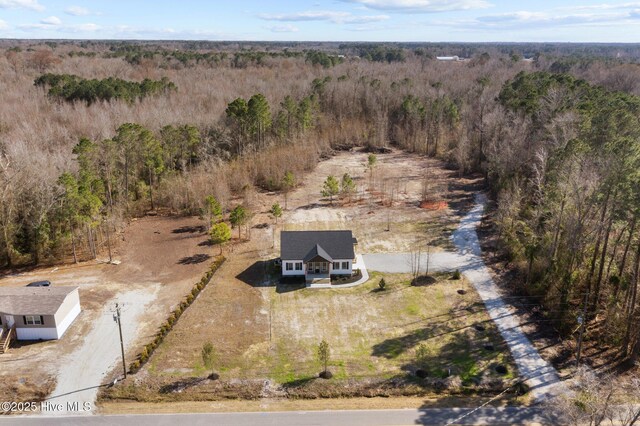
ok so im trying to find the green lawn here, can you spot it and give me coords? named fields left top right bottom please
left=220, top=272, right=516, bottom=386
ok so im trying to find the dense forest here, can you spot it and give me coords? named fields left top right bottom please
left=1, top=40, right=640, bottom=362
left=34, top=73, right=176, bottom=104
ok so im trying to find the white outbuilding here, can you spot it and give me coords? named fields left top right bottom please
left=0, top=286, right=81, bottom=340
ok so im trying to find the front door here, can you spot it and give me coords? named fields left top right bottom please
left=5, top=315, right=14, bottom=328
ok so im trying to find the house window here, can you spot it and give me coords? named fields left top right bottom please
left=24, top=315, right=43, bottom=325
left=295, top=262, right=303, bottom=271
left=285, top=262, right=293, bottom=271
left=333, top=262, right=340, bottom=270
left=342, top=261, right=349, bottom=270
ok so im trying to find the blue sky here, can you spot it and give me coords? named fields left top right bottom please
left=1, top=0, right=639, bottom=42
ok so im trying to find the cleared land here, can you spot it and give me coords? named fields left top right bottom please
left=102, top=150, right=518, bottom=406
left=139, top=272, right=513, bottom=379
left=280, top=150, right=464, bottom=253
left=105, top=273, right=517, bottom=402
left=0, top=215, right=212, bottom=405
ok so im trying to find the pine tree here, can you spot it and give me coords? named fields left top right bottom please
left=341, top=173, right=356, bottom=202
left=248, top=93, right=271, bottom=150
left=270, top=202, right=282, bottom=224
left=282, top=171, right=295, bottom=209
left=204, top=195, right=222, bottom=227
left=322, top=176, right=340, bottom=206
left=229, top=205, right=248, bottom=239
left=210, top=222, right=231, bottom=255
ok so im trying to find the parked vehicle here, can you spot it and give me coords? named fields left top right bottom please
left=26, top=280, right=51, bottom=287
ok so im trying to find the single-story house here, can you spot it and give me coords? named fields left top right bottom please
left=281, top=230, right=357, bottom=282
left=0, top=286, right=81, bottom=340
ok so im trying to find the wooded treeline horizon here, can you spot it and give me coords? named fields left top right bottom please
left=1, top=40, right=640, bottom=361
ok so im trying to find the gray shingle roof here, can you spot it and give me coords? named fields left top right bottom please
left=303, top=244, right=333, bottom=262
left=0, top=286, right=78, bottom=316
left=281, top=230, right=355, bottom=261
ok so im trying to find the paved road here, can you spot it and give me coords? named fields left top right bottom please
left=1, top=407, right=556, bottom=425
left=364, top=193, right=565, bottom=402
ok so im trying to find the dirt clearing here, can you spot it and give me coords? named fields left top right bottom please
left=0, top=215, right=214, bottom=408
left=101, top=150, right=516, bottom=406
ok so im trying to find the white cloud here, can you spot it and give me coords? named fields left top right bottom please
left=0, top=19, right=8, bottom=30
left=0, top=0, right=43, bottom=11
left=9, top=20, right=246, bottom=40
left=68, top=23, right=100, bottom=32
left=345, top=14, right=390, bottom=23
left=557, top=2, right=640, bottom=12
left=18, top=21, right=100, bottom=32
left=259, top=10, right=389, bottom=24
left=471, top=9, right=639, bottom=28
left=340, top=0, right=492, bottom=13
left=64, top=5, right=90, bottom=16
left=40, top=16, right=61, bottom=26
left=260, top=11, right=349, bottom=21
left=267, top=24, right=300, bottom=33
left=113, top=25, right=178, bottom=36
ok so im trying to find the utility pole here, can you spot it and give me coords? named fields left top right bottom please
left=114, top=303, right=127, bottom=379
left=576, top=291, right=589, bottom=365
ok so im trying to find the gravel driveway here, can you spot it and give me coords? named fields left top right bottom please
left=363, top=252, right=465, bottom=274
left=46, top=287, right=159, bottom=415
left=364, top=193, right=565, bottom=402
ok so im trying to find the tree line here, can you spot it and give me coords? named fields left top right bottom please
left=4, top=43, right=640, bottom=365
left=34, top=73, right=176, bottom=104
left=490, top=71, right=640, bottom=360
left=0, top=122, right=201, bottom=266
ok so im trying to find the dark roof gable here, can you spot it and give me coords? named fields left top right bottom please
left=303, top=244, right=333, bottom=262
left=281, top=231, right=355, bottom=261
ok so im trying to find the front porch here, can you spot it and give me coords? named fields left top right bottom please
left=304, top=259, right=330, bottom=284
left=305, top=273, right=331, bottom=284
left=306, top=254, right=369, bottom=289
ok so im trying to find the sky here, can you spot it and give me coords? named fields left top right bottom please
left=0, top=0, right=640, bottom=42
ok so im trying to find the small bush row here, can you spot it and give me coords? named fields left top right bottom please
left=129, top=256, right=226, bottom=374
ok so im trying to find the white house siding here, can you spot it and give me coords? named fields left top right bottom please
left=53, top=289, right=81, bottom=338
left=13, top=291, right=80, bottom=340
left=330, top=259, right=352, bottom=274
left=54, top=289, right=80, bottom=323
left=55, top=302, right=81, bottom=338
left=283, top=259, right=353, bottom=275
left=16, top=327, right=58, bottom=340
left=282, top=260, right=305, bottom=276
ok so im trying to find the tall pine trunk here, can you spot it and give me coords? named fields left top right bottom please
left=70, top=220, right=77, bottom=264
left=586, top=188, right=611, bottom=318
left=623, top=239, right=640, bottom=357
left=592, top=194, right=616, bottom=314
left=603, top=218, right=635, bottom=331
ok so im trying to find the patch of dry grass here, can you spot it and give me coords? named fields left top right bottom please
left=0, top=374, right=56, bottom=407
left=108, top=271, right=517, bottom=405
left=99, top=394, right=522, bottom=415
